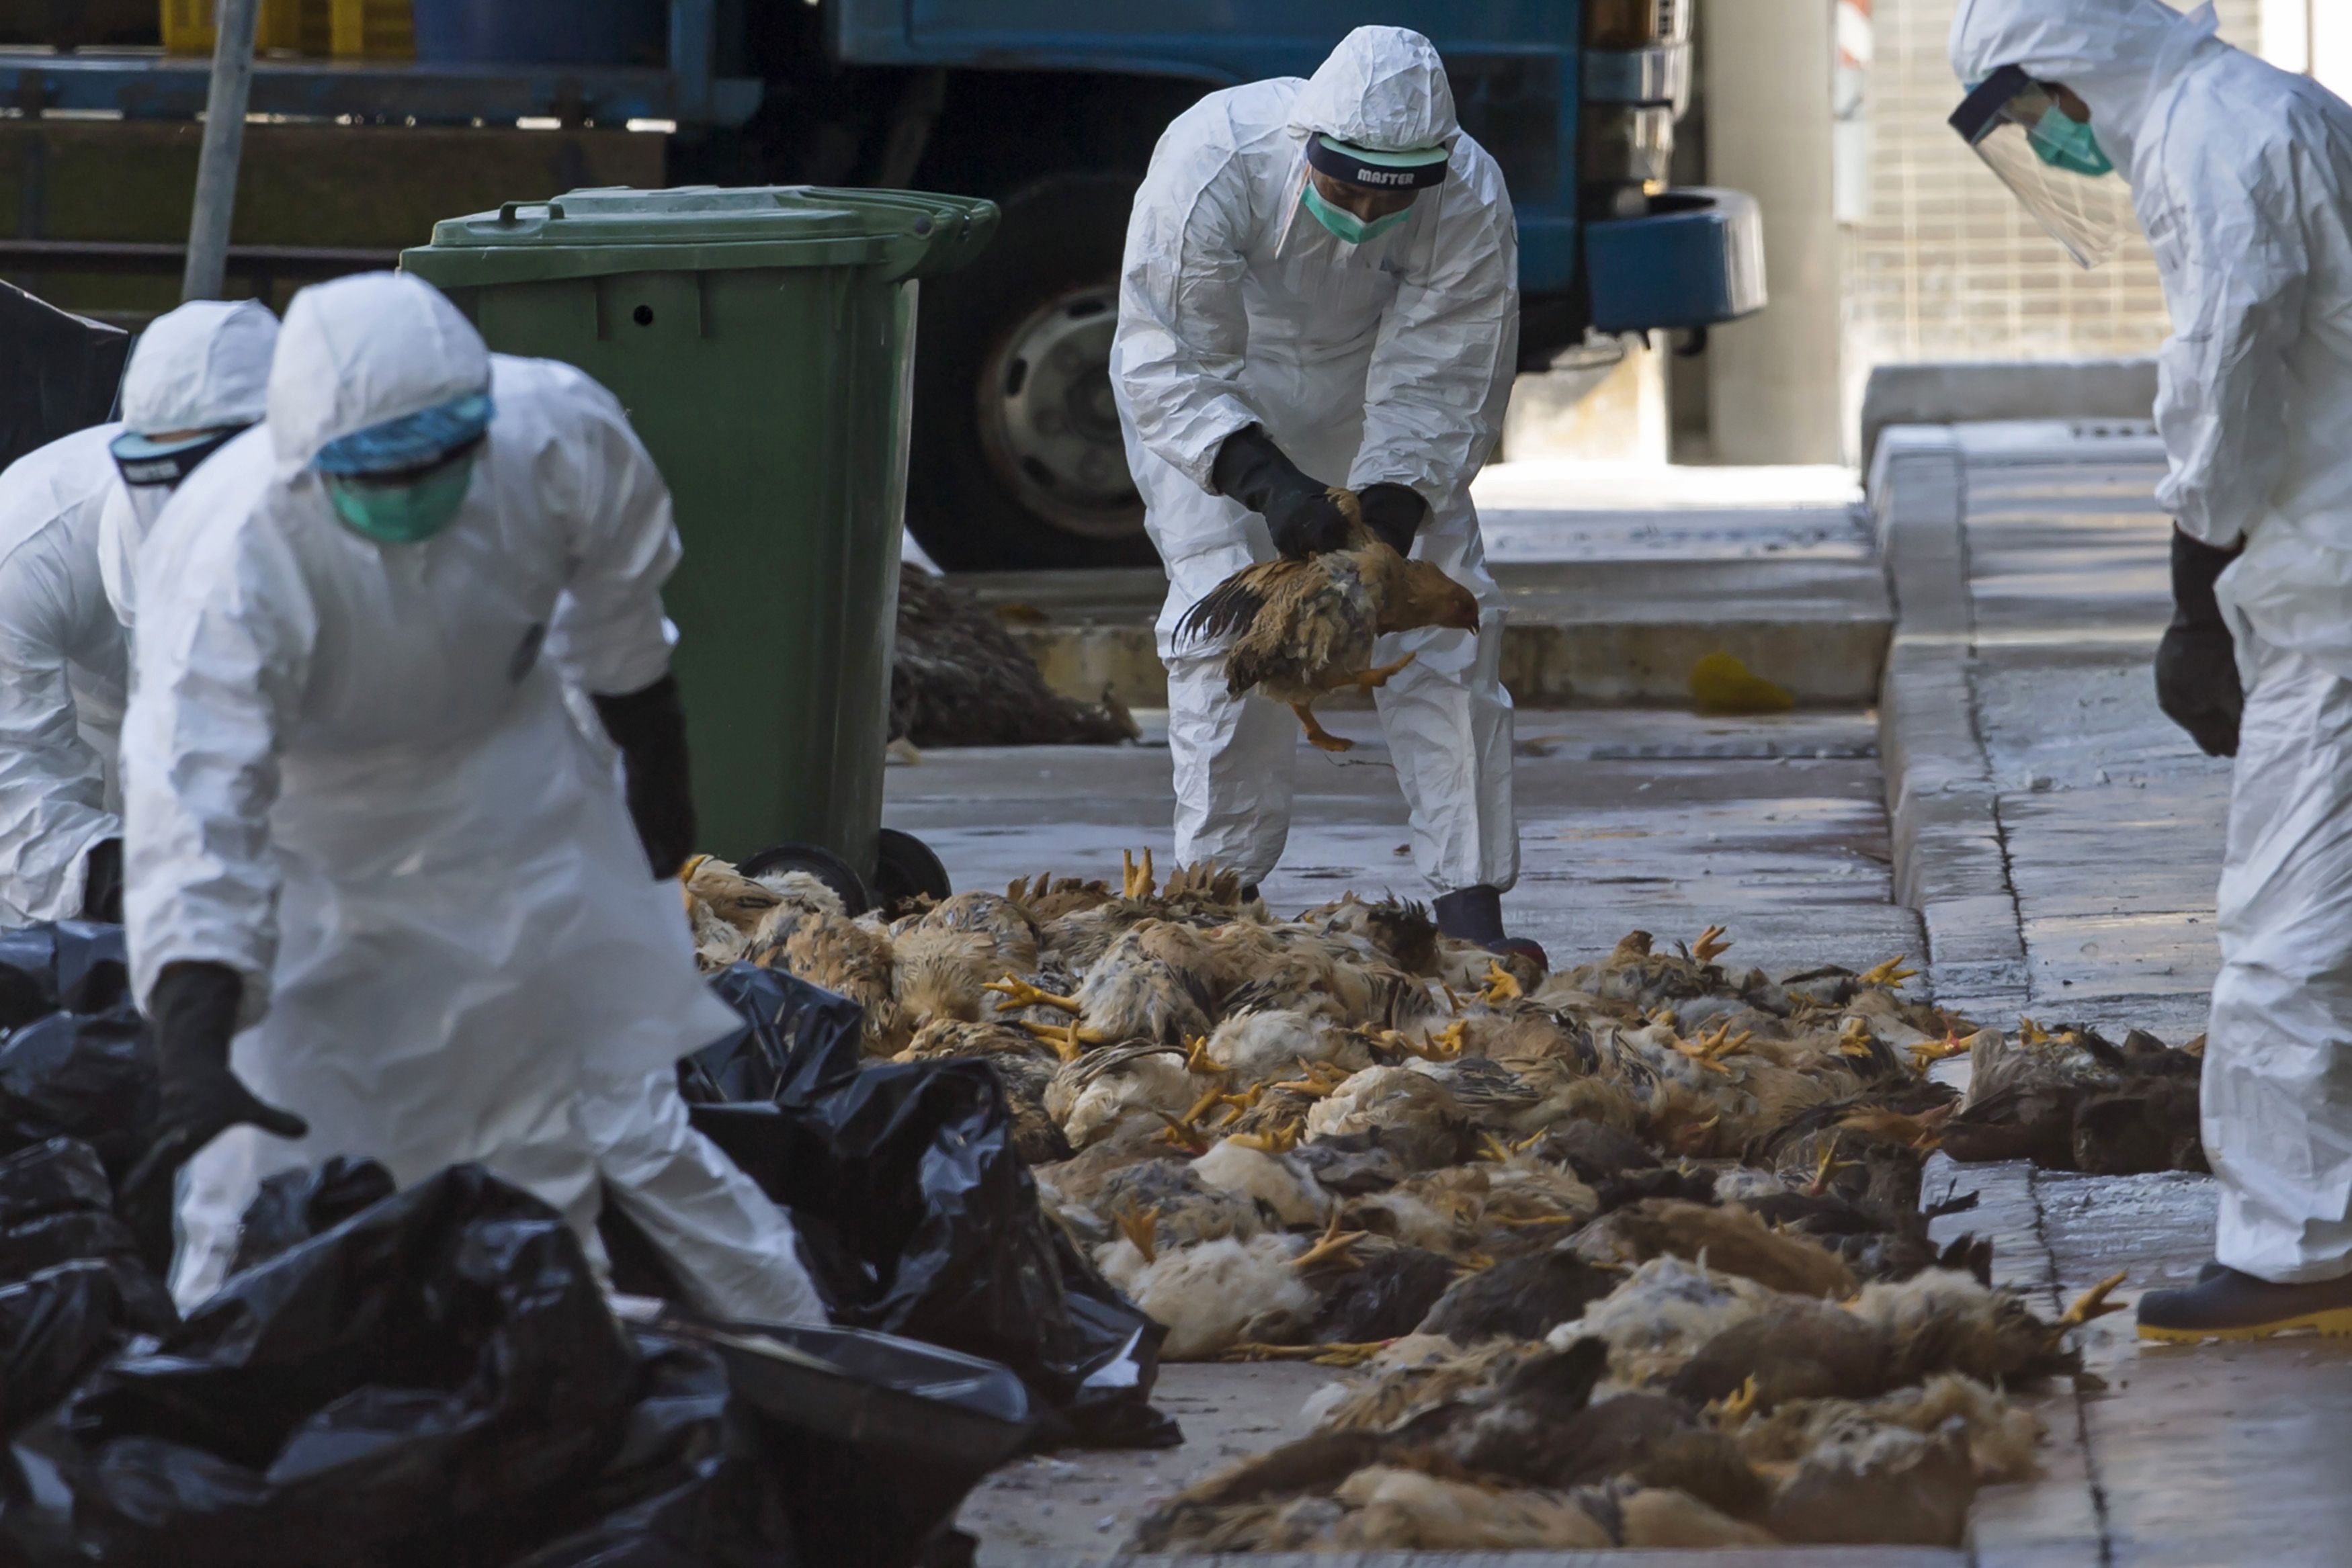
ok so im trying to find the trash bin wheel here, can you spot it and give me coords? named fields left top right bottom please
left=737, top=840, right=872, bottom=917
left=907, top=172, right=1152, bottom=572
left=874, top=828, right=954, bottom=912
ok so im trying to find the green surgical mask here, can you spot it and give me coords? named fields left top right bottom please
left=1300, top=183, right=1415, bottom=246
left=325, top=449, right=478, bottom=545
left=2029, top=104, right=2113, bottom=177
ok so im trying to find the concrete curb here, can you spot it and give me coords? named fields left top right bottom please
left=972, top=560, right=1892, bottom=712
left=1014, top=618, right=1892, bottom=711
left=1870, top=427, right=2029, bottom=1022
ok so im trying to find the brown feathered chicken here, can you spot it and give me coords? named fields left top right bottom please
left=1175, top=492, right=1481, bottom=753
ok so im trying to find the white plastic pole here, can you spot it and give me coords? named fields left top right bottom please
left=181, top=0, right=262, bottom=302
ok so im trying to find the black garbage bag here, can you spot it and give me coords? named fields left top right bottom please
left=228, top=1156, right=399, bottom=1276
left=0, top=1137, right=173, bottom=1333
left=4, top=1166, right=648, bottom=1567
left=499, top=1332, right=798, bottom=1568
left=0, top=1260, right=127, bottom=1435
left=0, top=280, right=130, bottom=474
left=0, top=1003, right=156, bottom=1181
left=681, top=965, right=864, bottom=1106
left=0, top=920, right=130, bottom=1031
left=686, top=1065, right=1177, bottom=1452
left=675, top=1319, right=1034, bottom=1568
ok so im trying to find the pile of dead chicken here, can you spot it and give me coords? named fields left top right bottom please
left=680, top=851, right=2128, bottom=1551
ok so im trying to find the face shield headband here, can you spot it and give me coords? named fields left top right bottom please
left=110, top=425, right=249, bottom=490
left=1302, top=133, right=1452, bottom=191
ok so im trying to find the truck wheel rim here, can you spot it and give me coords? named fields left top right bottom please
left=975, top=285, right=1144, bottom=541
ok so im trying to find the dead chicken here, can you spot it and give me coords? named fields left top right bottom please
left=1569, top=1197, right=1857, bottom=1300
left=1304, top=893, right=1442, bottom=976
left=1042, top=1040, right=1202, bottom=1151
left=895, top=1018, right=1069, bottom=1164
left=740, top=873, right=903, bottom=1054
left=1173, top=492, right=1481, bottom=754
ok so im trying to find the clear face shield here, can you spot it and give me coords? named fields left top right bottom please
left=1949, top=64, right=2130, bottom=269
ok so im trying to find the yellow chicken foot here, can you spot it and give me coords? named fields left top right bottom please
left=1670, top=1036, right=1736, bottom=1076
left=1110, top=1201, right=1161, bottom=1264
left=1289, top=1213, right=1369, bottom=1271
left=1804, top=1147, right=1859, bottom=1196
left=1181, top=1035, right=1226, bottom=1076
left=2057, top=1270, right=2130, bottom=1331
left=1175, top=1085, right=1228, bottom=1129
left=1269, top=1057, right=1351, bottom=1098
left=1691, top=924, right=1734, bottom=965
left=1711, top=1375, right=1761, bottom=1428
left=985, top=975, right=1082, bottom=1014
left=1907, top=1031, right=1971, bottom=1072
left=1118, top=846, right=1156, bottom=900
left=1290, top=703, right=1355, bottom=754
left=1226, top=1123, right=1301, bottom=1153
left=1151, top=1110, right=1212, bottom=1155
left=1346, top=652, right=1419, bottom=692
left=1478, top=961, right=1523, bottom=1004
left=1858, top=955, right=1919, bottom=988
left=1018, top=1019, right=1096, bottom=1062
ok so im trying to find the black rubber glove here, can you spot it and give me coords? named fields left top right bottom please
left=121, top=961, right=308, bottom=1228
left=79, top=836, right=122, bottom=925
left=2155, top=527, right=2244, bottom=758
left=593, top=672, right=698, bottom=879
left=1357, top=484, right=1427, bottom=555
left=1212, top=425, right=1352, bottom=559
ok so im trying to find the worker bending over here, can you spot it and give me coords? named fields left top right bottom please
left=121, top=271, right=824, bottom=1321
left=1111, top=25, right=1534, bottom=961
left=1951, top=0, right=2352, bottom=1337
left=0, top=300, right=278, bottom=925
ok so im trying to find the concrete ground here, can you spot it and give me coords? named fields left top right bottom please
left=889, top=436, right=2340, bottom=1565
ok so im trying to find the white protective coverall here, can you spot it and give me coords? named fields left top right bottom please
left=1955, top=0, right=2352, bottom=1280
left=1111, top=25, right=1519, bottom=894
left=124, top=273, right=825, bottom=1321
left=0, top=424, right=129, bottom=924
left=96, top=299, right=279, bottom=633
left=0, top=300, right=281, bottom=925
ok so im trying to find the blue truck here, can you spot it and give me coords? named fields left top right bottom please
left=0, top=0, right=1761, bottom=570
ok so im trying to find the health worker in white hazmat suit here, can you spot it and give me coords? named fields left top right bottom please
left=1111, top=25, right=1536, bottom=961
left=1951, top=0, right=2352, bottom=1339
left=121, top=272, right=824, bottom=1322
left=0, top=298, right=278, bottom=926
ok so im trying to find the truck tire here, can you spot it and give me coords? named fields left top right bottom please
left=908, top=173, right=1152, bottom=572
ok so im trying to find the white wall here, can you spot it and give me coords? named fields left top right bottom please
left=2261, top=0, right=2352, bottom=90
left=1702, top=0, right=1844, bottom=464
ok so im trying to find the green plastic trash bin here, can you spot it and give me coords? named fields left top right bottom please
left=400, top=185, right=997, bottom=902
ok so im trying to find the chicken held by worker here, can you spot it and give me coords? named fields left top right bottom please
left=1174, top=490, right=1481, bottom=753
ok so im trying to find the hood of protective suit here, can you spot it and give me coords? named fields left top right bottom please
left=1288, top=26, right=1458, bottom=154
left=1950, top=0, right=2224, bottom=176
left=267, top=272, right=489, bottom=471
left=122, top=299, right=278, bottom=436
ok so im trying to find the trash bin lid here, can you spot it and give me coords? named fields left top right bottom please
left=401, top=184, right=997, bottom=289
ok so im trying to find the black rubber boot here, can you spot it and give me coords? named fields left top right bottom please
left=2137, top=1264, right=2352, bottom=1342
left=1433, top=887, right=1549, bottom=971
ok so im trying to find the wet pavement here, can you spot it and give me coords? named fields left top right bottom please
left=892, top=431, right=2345, bottom=1564
left=1878, top=420, right=2351, bottom=1567
left=889, top=705, right=1924, bottom=1567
